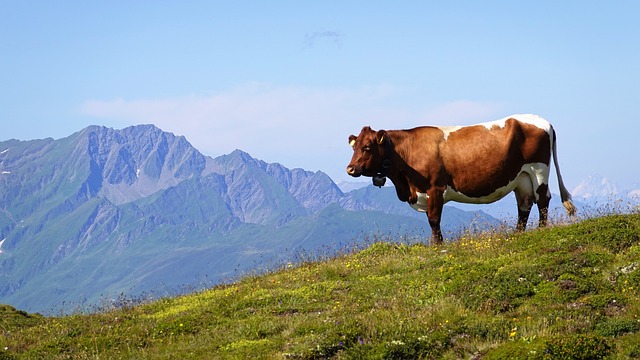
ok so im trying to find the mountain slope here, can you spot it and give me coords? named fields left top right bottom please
left=2, top=214, right=640, bottom=359
left=209, top=150, right=309, bottom=225
left=0, top=125, right=497, bottom=312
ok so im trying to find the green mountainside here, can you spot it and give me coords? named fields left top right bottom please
left=2, top=214, right=640, bottom=359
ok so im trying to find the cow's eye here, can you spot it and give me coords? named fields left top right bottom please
left=363, top=146, right=371, bottom=152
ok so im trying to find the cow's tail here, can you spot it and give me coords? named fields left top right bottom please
left=552, top=127, right=577, bottom=216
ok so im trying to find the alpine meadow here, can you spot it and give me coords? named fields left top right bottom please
left=2, top=213, right=640, bottom=359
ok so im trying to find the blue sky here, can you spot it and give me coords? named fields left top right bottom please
left=2, top=1, right=639, bottom=189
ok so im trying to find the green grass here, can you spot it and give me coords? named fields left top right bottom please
left=2, top=214, right=640, bottom=359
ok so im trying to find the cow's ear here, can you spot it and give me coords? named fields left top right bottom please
left=377, top=130, right=387, bottom=145
left=348, top=135, right=357, bottom=147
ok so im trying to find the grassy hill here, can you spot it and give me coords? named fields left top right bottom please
left=2, top=214, right=640, bottom=359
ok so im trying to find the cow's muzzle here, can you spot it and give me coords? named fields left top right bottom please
left=346, top=165, right=361, bottom=177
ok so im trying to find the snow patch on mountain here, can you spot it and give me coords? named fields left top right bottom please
left=570, top=175, right=640, bottom=208
left=571, top=175, right=620, bottom=199
left=336, top=180, right=370, bottom=193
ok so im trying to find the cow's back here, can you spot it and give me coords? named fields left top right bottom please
left=437, top=115, right=553, bottom=198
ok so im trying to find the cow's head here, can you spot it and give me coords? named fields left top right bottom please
left=346, top=126, right=388, bottom=180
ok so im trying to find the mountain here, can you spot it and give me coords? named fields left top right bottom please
left=0, top=125, right=498, bottom=312
left=571, top=175, right=621, bottom=200
left=570, top=175, right=640, bottom=215
left=335, top=180, right=369, bottom=193
left=571, top=175, right=640, bottom=201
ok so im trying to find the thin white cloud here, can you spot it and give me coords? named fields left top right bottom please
left=304, top=30, right=344, bottom=49
left=80, top=84, right=503, bottom=181
left=81, top=84, right=397, bottom=170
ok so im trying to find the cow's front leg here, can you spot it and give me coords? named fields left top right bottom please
left=426, top=189, right=444, bottom=245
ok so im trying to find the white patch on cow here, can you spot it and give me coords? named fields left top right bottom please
left=407, top=163, right=550, bottom=212
left=508, top=114, right=552, bottom=133
left=410, top=192, right=430, bottom=212
left=439, top=114, right=552, bottom=141
left=442, top=162, right=550, bottom=205
left=438, top=126, right=463, bottom=140
left=480, top=118, right=508, bottom=130
left=478, top=114, right=550, bottom=132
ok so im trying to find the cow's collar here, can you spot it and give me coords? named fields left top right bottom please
left=372, top=136, right=393, bottom=187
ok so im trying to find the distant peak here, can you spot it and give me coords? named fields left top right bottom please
left=80, top=124, right=168, bottom=136
left=229, top=149, right=252, bottom=158
left=76, top=124, right=196, bottom=150
left=572, top=174, right=619, bottom=199
left=127, top=124, right=162, bottom=131
left=80, top=124, right=110, bottom=133
left=224, top=149, right=260, bottom=164
left=120, top=124, right=170, bottom=136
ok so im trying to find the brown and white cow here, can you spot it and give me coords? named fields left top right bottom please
left=346, top=114, right=576, bottom=244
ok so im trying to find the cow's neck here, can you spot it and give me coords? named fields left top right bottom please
left=379, top=131, right=416, bottom=203
left=372, top=136, right=394, bottom=187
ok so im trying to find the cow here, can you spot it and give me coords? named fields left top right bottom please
left=346, top=114, right=576, bottom=244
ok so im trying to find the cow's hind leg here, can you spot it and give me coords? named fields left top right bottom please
left=536, top=184, right=551, bottom=228
left=514, top=174, right=535, bottom=232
